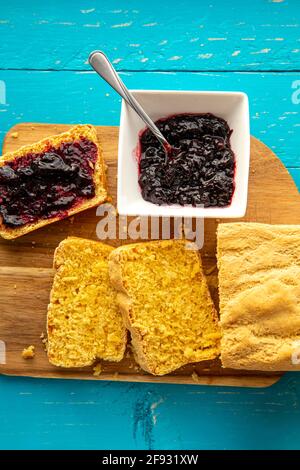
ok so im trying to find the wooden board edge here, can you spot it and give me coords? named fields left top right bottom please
left=0, top=370, right=283, bottom=388
left=250, top=136, right=300, bottom=194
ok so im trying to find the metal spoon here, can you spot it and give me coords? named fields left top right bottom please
left=88, top=50, right=172, bottom=159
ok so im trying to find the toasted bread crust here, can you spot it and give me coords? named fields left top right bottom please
left=0, top=125, right=107, bottom=239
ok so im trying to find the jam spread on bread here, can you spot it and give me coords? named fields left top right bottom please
left=0, top=138, right=97, bottom=228
left=138, top=113, right=235, bottom=207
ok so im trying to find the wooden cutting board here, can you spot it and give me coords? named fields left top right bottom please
left=0, top=123, right=299, bottom=387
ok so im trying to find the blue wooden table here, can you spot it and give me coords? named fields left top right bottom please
left=0, top=0, right=300, bottom=450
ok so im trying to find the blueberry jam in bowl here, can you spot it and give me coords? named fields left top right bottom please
left=138, top=113, right=235, bottom=208
left=118, top=90, right=250, bottom=218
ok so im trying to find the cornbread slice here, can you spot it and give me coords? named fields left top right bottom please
left=218, top=223, right=300, bottom=371
left=109, top=240, right=220, bottom=375
left=0, top=124, right=107, bottom=239
left=47, top=237, right=127, bottom=367
left=22, top=345, right=35, bottom=359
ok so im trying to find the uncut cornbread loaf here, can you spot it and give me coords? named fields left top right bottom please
left=109, top=239, right=220, bottom=375
left=47, top=237, right=127, bottom=367
left=218, top=223, right=300, bottom=371
left=0, top=124, right=107, bottom=239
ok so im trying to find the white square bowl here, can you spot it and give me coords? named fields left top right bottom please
left=118, top=90, right=250, bottom=218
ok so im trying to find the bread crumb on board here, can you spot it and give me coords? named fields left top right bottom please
left=40, top=332, right=48, bottom=352
left=10, top=132, right=19, bottom=139
left=22, top=345, right=35, bottom=359
left=93, top=363, right=102, bottom=376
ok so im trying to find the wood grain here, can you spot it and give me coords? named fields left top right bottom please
left=1, top=122, right=299, bottom=387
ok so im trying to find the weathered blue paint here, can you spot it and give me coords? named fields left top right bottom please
left=0, top=0, right=300, bottom=451
left=0, top=0, right=300, bottom=71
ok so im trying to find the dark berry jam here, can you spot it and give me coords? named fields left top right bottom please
left=0, top=138, right=97, bottom=228
left=138, top=113, right=235, bottom=207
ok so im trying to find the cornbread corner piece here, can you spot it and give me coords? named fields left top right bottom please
left=109, top=239, right=220, bottom=376
left=0, top=124, right=107, bottom=240
left=47, top=237, right=127, bottom=368
left=217, top=222, right=300, bottom=371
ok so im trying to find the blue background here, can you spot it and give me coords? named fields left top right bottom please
left=0, top=0, right=300, bottom=450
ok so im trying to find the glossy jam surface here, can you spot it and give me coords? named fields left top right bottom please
left=139, top=113, right=235, bottom=207
left=0, top=138, right=97, bottom=228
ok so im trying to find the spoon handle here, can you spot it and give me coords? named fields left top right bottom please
left=89, top=51, right=170, bottom=149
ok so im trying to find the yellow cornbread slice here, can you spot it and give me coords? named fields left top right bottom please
left=109, top=239, right=220, bottom=376
left=47, top=237, right=127, bottom=367
left=217, top=222, right=300, bottom=371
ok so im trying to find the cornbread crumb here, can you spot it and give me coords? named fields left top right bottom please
left=191, top=371, right=200, bottom=383
left=109, top=240, right=220, bottom=375
left=93, top=363, right=102, bottom=376
left=40, top=332, right=48, bottom=352
left=11, top=132, right=18, bottom=139
left=22, top=345, right=35, bottom=359
left=47, top=237, right=127, bottom=368
left=218, top=222, right=300, bottom=371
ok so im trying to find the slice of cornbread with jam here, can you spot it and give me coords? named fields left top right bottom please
left=47, top=237, right=127, bottom=368
left=0, top=125, right=107, bottom=239
left=109, top=239, right=220, bottom=375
